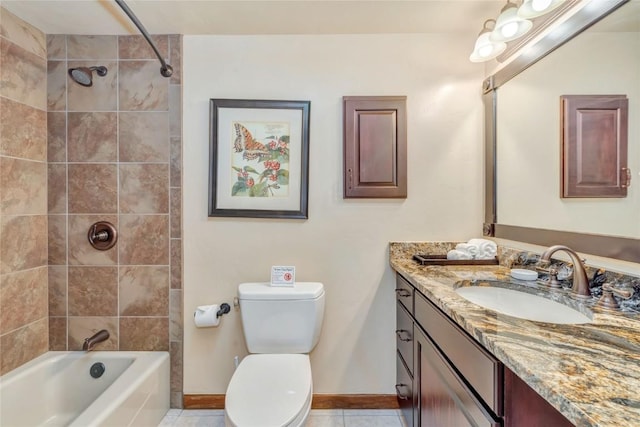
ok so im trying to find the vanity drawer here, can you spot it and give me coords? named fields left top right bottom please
left=396, top=351, right=414, bottom=427
left=396, top=301, right=414, bottom=375
left=415, top=291, right=503, bottom=416
left=396, top=274, right=414, bottom=313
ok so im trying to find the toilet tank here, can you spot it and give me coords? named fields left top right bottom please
left=238, top=282, right=325, bottom=354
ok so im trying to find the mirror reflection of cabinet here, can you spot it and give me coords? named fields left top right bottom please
left=561, top=94, right=629, bottom=198
left=484, top=0, right=640, bottom=263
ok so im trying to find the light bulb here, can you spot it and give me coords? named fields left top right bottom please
left=501, top=22, right=519, bottom=38
left=531, top=0, right=553, bottom=12
left=479, top=44, right=494, bottom=58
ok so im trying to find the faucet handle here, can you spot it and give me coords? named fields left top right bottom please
left=535, top=266, right=562, bottom=289
left=596, top=283, right=633, bottom=311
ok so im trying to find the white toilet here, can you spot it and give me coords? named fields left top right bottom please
left=225, top=282, right=325, bottom=427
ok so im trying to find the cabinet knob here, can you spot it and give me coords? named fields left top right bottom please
left=396, top=329, right=412, bottom=342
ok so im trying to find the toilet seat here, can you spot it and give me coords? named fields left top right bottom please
left=225, top=354, right=312, bottom=427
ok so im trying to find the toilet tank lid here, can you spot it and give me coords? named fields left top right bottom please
left=239, top=282, right=324, bottom=300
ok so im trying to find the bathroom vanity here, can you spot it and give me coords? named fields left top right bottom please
left=391, top=242, right=640, bottom=427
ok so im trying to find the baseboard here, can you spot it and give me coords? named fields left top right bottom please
left=183, top=394, right=399, bottom=410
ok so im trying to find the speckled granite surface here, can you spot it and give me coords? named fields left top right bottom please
left=390, top=242, right=640, bottom=427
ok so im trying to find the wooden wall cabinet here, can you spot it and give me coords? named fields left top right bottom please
left=561, top=95, right=630, bottom=198
left=343, top=96, right=407, bottom=198
left=395, top=273, right=574, bottom=427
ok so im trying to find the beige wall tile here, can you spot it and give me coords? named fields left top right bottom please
left=46, top=34, right=66, bottom=60
left=67, top=60, right=116, bottom=111
left=0, top=317, right=48, bottom=375
left=168, top=35, right=182, bottom=85
left=48, top=214, right=67, bottom=265
left=0, top=7, right=46, bottom=57
left=170, top=238, right=182, bottom=289
left=120, top=164, right=169, bottom=214
left=170, top=341, right=183, bottom=400
left=0, top=157, right=47, bottom=215
left=0, top=215, right=47, bottom=274
left=68, top=266, right=117, bottom=316
left=119, top=266, right=169, bottom=316
left=0, top=266, right=48, bottom=334
left=68, top=214, right=117, bottom=265
left=119, top=317, right=169, bottom=351
left=68, top=112, right=117, bottom=162
left=118, top=112, right=169, bottom=162
left=68, top=316, right=118, bottom=351
left=49, top=317, right=67, bottom=350
left=119, top=214, right=169, bottom=265
left=0, top=38, right=47, bottom=110
left=68, top=163, right=117, bottom=213
left=47, top=60, right=67, bottom=111
left=170, top=136, right=182, bottom=187
left=118, top=35, right=168, bottom=60
left=0, top=97, right=47, bottom=161
left=169, top=289, right=182, bottom=341
left=47, top=112, right=66, bottom=162
left=48, top=164, right=67, bottom=213
left=48, top=265, right=67, bottom=317
left=170, top=187, right=181, bottom=238
left=68, top=35, right=117, bottom=60
left=169, top=84, right=182, bottom=137
left=119, top=60, right=168, bottom=111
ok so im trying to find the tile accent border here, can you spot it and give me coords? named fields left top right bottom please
left=183, top=394, right=400, bottom=410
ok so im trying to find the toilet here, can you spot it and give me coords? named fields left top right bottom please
left=225, top=282, right=325, bottom=427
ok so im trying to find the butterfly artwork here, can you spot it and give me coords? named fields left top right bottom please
left=230, top=121, right=291, bottom=198
left=233, top=123, right=270, bottom=161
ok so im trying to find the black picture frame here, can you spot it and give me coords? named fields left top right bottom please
left=209, top=99, right=310, bottom=219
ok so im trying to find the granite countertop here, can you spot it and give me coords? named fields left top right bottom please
left=390, top=242, right=640, bottom=427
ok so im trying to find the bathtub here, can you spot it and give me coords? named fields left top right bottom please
left=0, top=351, right=169, bottom=427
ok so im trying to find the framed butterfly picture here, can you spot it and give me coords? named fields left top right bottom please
left=209, top=99, right=310, bottom=219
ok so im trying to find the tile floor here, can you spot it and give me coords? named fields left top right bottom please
left=159, top=409, right=406, bottom=427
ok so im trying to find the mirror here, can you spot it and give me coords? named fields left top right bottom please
left=485, top=0, right=640, bottom=263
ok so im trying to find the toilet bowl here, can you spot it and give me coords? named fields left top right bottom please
left=224, top=282, right=325, bottom=427
left=225, top=354, right=312, bottom=427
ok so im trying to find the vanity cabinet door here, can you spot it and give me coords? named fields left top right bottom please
left=415, top=327, right=501, bottom=427
left=504, top=368, right=573, bottom=427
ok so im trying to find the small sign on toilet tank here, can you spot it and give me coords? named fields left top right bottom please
left=271, top=266, right=295, bottom=287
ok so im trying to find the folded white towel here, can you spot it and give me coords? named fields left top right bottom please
left=447, top=249, right=474, bottom=260
left=467, top=238, right=497, bottom=260
left=455, top=243, right=479, bottom=257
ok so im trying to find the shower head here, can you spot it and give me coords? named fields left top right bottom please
left=68, top=66, right=108, bottom=87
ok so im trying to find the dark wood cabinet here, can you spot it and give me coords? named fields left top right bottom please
left=395, top=273, right=574, bottom=427
left=343, top=96, right=407, bottom=198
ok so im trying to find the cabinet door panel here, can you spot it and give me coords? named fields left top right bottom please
left=416, top=328, right=501, bottom=427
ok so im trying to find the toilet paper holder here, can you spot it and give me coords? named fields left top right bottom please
left=216, top=303, right=231, bottom=318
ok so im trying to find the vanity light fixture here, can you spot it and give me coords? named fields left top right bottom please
left=518, top=0, right=565, bottom=19
left=490, top=0, right=533, bottom=42
left=469, top=19, right=507, bottom=63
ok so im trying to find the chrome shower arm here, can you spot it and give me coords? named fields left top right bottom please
left=115, top=0, right=173, bottom=78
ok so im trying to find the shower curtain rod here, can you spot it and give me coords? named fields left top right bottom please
left=115, top=0, right=173, bottom=78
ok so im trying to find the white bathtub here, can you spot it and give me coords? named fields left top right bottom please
left=0, top=351, right=169, bottom=427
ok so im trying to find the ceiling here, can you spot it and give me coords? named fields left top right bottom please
left=1, top=0, right=504, bottom=36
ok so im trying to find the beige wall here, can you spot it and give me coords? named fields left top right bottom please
left=0, top=7, right=49, bottom=375
left=45, top=34, right=184, bottom=407
left=183, top=33, right=486, bottom=394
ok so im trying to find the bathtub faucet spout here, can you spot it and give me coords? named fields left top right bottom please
left=83, top=329, right=110, bottom=351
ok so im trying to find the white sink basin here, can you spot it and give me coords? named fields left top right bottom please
left=455, top=286, right=591, bottom=324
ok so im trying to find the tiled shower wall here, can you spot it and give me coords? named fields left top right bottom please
left=46, top=34, right=184, bottom=407
left=0, top=8, right=49, bottom=375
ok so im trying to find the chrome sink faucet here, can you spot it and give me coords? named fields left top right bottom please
left=539, top=245, right=591, bottom=300
left=82, top=329, right=110, bottom=351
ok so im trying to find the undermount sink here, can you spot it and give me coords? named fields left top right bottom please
left=455, top=285, right=591, bottom=324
